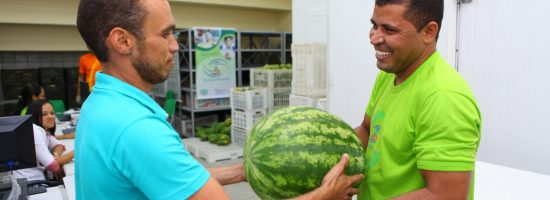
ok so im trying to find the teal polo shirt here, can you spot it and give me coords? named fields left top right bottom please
left=75, top=72, right=210, bottom=200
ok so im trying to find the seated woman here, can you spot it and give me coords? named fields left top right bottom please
left=13, top=99, right=74, bottom=181
left=16, top=83, right=46, bottom=116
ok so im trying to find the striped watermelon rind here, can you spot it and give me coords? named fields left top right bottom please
left=244, top=106, right=365, bottom=200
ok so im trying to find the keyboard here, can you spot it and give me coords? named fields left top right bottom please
left=26, top=183, right=47, bottom=195
left=56, top=114, right=72, bottom=122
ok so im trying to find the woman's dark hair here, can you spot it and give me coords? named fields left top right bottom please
left=28, top=99, right=56, bottom=134
left=16, top=83, right=43, bottom=115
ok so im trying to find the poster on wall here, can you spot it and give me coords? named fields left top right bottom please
left=194, top=27, right=236, bottom=100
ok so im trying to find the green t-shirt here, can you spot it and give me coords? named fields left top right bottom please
left=358, top=51, right=481, bottom=199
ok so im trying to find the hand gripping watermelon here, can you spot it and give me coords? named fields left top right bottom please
left=244, top=106, right=365, bottom=199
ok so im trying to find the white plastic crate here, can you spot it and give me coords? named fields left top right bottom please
left=182, top=138, right=243, bottom=163
left=231, top=127, right=249, bottom=148
left=197, top=143, right=243, bottom=163
left=184, top=92, right=230, bottom=108
left=232, top=109, right=267, bottom=130
left=291, top=43, right=327, bottom=97
left=289, top=94, right=318, bottom=107
left=181, top=137, right=202, bottom=156
left=251, top=68, right=292, bottom=89
left=317, top=98, right=327, bottom=111
left=268, top=87, right=291, bottom=113
left=230, top=88, right=268, bottom=110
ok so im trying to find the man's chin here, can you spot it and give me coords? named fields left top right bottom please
left=151, top=75, right=170, bottom=84
left=376, top=63, right=392, bottom=73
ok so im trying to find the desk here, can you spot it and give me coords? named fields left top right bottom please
left=54, top=110, right=79, bottom=137
left=59, top=139, right=75, bottom=176
left=54, top=122, right=69, bottom=136
left=28, top=185, right=68, bottom=200
left=59, top=139, right=74, bottom=152
left=63, top=175, right=75, bottom=200
left=63, top=163, right=75, bottom=176
left=474, top=161, right=550, bottom=199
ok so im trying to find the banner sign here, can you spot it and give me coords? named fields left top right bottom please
left=194, top=27, right=236, bottom=99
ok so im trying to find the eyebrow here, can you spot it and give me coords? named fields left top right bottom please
left=371, top=19, right=399, bottom=31
left=162, top=24, right=176, bottom=34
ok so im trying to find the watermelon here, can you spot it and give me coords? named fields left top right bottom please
left=244, top=106, right=365, bottom=199
left=216, top=134, right=231, bottom=145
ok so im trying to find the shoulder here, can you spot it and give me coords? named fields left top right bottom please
left=417, top=54, right=475, bottom=100
left=119, top=116, right=174, bottom=144
left=32, top=124, right=47, bottom=140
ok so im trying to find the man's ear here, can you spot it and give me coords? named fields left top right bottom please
left=422, top=21, right=439, bottom=44
left=106, top=27, right=135, bottom=55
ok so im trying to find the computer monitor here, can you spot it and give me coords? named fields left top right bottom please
left=0, top=115, right=36, bottom=172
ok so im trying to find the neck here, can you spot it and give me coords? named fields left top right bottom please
left=101, top=59, right=152, bottom=92
left=394, top=46, right=436, bottom=85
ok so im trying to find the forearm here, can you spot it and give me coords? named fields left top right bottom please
left=55, top=132, right=75, bottom=140
left=77, top=74, right=84, bottom=95
left=290, top=188, right=325, bottom=200
left=52, top=145, right=65, bottom=157
left=55, top=151, right=74, bottom=165
left=354, top=126, right=370, bottom=149
left=392, top=188, right=436, bottom=200
left=207, top=163, right=246, bottom=185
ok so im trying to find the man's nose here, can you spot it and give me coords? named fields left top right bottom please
left=370, top=29, right=383, bottom=45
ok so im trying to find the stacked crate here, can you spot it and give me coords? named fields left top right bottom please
left=230, top=87, right=268, bottom=147
left=250, top=67, right=293, bottom=113
left=289, top=43, right=327, bottom=110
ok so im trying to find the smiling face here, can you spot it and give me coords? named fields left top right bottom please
left=130, top=0, right=178, bottom=84
left=369, top=4, right=427, bottom=78
left=41, top=103, right=56, bottom=130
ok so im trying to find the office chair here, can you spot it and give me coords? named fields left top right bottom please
left=49, top=100, right=66, bottom=114
left=164, top=98, right=176, bottom=123
left=165, top=90, right=175, bottom=100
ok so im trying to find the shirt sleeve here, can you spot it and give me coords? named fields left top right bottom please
left=113, top=116, right=210, bottom=200
left=33, top=125, right=56, bottom=167
left=46, top=133, right=64, bottom=150
left=414, top=91, right=482, bottom=171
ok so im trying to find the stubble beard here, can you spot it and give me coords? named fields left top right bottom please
left=131, top=42, right=170, bottom=85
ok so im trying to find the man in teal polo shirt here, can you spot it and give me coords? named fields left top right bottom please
left=354, top=0, right=482, bottom=199
left=75, top=0, right=363, bottom=199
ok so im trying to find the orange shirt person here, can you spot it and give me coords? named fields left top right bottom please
left=77, top=52, right=101, bottom=103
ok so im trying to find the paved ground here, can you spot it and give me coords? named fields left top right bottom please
left=198, top=157, right=261, bottom=200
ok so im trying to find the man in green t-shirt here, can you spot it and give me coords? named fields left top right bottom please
left=355, top=0, right=482, bottom=199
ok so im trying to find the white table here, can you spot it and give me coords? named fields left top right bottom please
left=474, top=161, right=550, bottom=199
left=59, top=139, right=75, bottom=176
left=59, top=139, right=74, bottom=152
left=28, top=185, right=68, bottom=200
left=62, top=175, right=75, bottom=200
left=63, top=162, right=75, bottom=176
left=54, top=122, right=69, bottom=136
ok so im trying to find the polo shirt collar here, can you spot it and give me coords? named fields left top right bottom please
left=94, top=72, right=167, bottom=118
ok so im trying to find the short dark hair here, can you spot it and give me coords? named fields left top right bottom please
left=376, top=0, right=443, bottom=39
left=28, top=99, right=56, bottom=134
left=76, top=0, right=146, bottom=62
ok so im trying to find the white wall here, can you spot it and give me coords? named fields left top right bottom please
left=326, top=0, right=376, bottom=126
left=326, top=0, right=457, bottom=126
left=458, top=0, right=550, bottom=175
left=291, top=0, right=328, bottom=43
